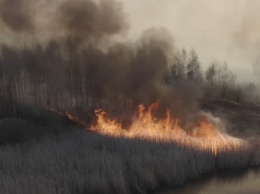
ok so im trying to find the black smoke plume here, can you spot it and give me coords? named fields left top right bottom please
left=57, top=0, right=127, bottom=40
left=0, top=0, right=202, bottom=124
left=0, top=0, right=34, bottom=32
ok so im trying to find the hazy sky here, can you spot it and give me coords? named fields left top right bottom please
left=121, top=0, right=260, bottom=82
left=0, top=0, right=259, bottom=82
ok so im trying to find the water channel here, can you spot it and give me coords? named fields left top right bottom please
left=155, top=168, right=260, bottom=194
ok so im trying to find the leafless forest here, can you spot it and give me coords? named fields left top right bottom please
left=0, top=0, right=259, bottom=194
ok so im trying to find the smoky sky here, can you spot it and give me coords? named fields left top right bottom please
left=0, top=0, right=34, bottom=33
left=0, top=0, right=202, bottom=120
left=0, top=0, right=128, bottom=42
left=1, top=0, right=260, bottom=80
left=57, top=0, right=127, bottom=40
left=121, top=0, right=260, bottom=82
left=1, top=0, right=259, bottom=82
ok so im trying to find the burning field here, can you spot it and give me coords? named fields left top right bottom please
left=0, top=117, right=258, bottom=194
left=45, top=98, right=251, bottom=159
left=90, top=101, right=248, bottom=156
left=0, top=0, right=260, bottom=193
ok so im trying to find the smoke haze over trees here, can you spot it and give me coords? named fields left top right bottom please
left=0, top=0, right=258, bottom=123
left=0, top=1, right=260, bottom=193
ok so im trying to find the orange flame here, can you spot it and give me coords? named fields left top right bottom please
left=91, top=101, right=248, bottom=155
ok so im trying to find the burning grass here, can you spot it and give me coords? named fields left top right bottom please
left=1, top=102, right=251, bottom=193
left=90, top=101, right=248, bottom=157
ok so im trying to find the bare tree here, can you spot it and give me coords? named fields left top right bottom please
left=218, top=63, right=236, bottom=101
left=243, top=82, right=259, bottom=103
left=205, top=62, right=217, bottom=100
left=167, top=48, right=187, bottom=83
left=186, top=49, right=202, bottom=83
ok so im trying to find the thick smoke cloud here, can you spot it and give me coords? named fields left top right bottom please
left=0, top=0, right=34, bottom=33
left=0, top=0, right=202, bottom=123
left=0, top=0, right=128, bottom=42
left=57, top=0, right=128, bottom=40
left=78, top=27, right=174, bottom=104
left=76, top=27, right=201, bottom=120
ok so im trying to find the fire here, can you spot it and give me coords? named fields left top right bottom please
left=92, top=101, right=183, bottom=139
left=45, top=101, right=247, bottom=156
left=91, top=101, right=247, bottom=155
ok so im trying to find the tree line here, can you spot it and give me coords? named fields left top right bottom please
left=0, top=42, right=258, bottom=118
left=165, top=48, right=259, bottom=104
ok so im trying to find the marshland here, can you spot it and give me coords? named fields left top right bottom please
left=0, top=0, right=260, bottom=194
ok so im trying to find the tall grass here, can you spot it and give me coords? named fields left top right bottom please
left=0, top=132, right=258, bottom=194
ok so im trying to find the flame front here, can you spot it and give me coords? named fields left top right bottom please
left=91, top=101, right=247, bottom=155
